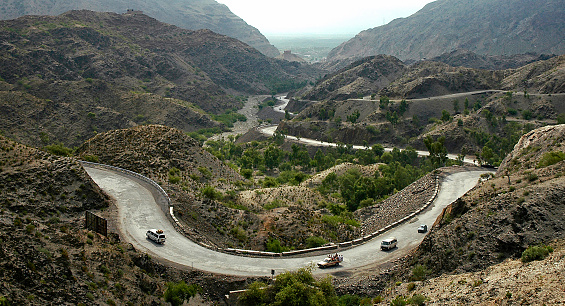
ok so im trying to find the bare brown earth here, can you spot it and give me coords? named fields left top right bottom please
left=375, top=239, right=565, bottom=305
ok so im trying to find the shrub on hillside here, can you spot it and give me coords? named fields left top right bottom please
left=43, top=144, right=73, bottom=156
left=305, top=236, right=327, bottom=248
left=521, top=245, right=553, bottom=263
left=163, top=281, right=201, bottom=306
left=537, top=151, right=565, bottom=168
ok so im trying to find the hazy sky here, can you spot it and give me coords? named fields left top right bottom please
left=216, top=0, right=436, bottom=36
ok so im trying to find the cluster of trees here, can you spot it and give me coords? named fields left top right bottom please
left=471, top=121, right=534, bottom=166
left=207, top=135, right=437, bottom=213
left=238, top=268, right=379, bottom=306
left=318, top=148, right=432, bottom=211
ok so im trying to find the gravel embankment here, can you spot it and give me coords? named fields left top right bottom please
left=356, top=173, right=437, bottom=235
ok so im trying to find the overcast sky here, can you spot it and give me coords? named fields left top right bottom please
left=216, top=0, right=436, bottom=36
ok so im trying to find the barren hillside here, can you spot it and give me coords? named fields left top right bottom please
left=0, top=0, right=280, bottom=57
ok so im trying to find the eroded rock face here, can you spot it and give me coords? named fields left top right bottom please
left=498, top=124, right=565, bottom=172
left=407, top=124, right=565, bottom=277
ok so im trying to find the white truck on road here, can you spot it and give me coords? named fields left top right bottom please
left=146, top=229, right=166, bottom=244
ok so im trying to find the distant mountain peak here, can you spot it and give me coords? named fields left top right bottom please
left=326, top=0, right=565, bottom=67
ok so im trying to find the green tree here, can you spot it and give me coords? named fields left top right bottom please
left=453, top=99, right=460, bottom=114
left=398, top=99, right=408, bottom=116
left=264, top=145, right=283, bottom=170
left=371, top=144, right=385, bottom=158
left=386, top=111, right=399, bottom=126
left=239, top=268, right=337, bottom=306
left=347, top=110, right=360, bottom=123
left=266, top=238, right=289, bottom=253
left=238, top=281, right=267, bottom=306
left=423, top=136, right=448, bottom=168
left=379, top=95, right=390, bottom=109
left=305, top=236, right=327, bottom=248
left=441, top=110, right=451, bottom=122
left=163, top=281, right=200, bottom=306
left=338, top=294, right=361, bottom=306
left=201, top=185, right=221, bottom=201
left=410, top=264, right=430, bottom=281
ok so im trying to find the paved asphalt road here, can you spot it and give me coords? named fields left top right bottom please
left=85, top=165, right=489, bottom=277
left=258, top=125, right=480, bottom=165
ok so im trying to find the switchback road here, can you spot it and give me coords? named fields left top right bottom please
left=85, top=165, right=489, bottom=277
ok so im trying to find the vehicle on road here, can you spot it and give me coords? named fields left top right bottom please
left=146, top=229, right=166, bottom=244
left=381, top=237, right=397, bottom=251
left=317, top=253, right=343, bottom=268
left=417, top=224, right=428, bottom=233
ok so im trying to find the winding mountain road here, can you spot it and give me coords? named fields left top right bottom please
left=83, top=92, right=498, bottom=276
left=85, top=165, right=489, bottom=277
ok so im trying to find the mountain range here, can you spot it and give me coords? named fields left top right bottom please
left=327, top=0, right=565, bottom=68
left=0, top=0, right=280, bottom=57
left=0, top=10, right=317, bottom=148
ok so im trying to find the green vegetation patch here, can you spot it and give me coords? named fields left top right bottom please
left=238, top=267, right=336, bottom=305
left=163, top=281, right=201, bottom=306
left=521, top=244, right=553, bottom=263
left=537, top=151, right=565, bottom=168
left=43, top=144, right=73, bottom=157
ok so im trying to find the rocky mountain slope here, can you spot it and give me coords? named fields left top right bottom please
left=326, top=0, right=565, bottom=67
left=410, top=124, right=565, bottom=276
left=304, top=54, right=565, bottom=102
left=333, top=125, right=565, bottom=304
left=303, top=55, right=407, bottom=101
left=282, top=54, right=565, bottom=156
left=75, top=125, right=256, bottom=249
left=429, top=49, right=557, bottom=70
left=0, top=10, right=317, bottom=147
left=74, top=125, right=358, bottom=251
left=0, top=0, right=280, bottom=57
left=374, top=239, right=565, bottom=305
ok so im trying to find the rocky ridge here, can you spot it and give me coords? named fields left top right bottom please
left=374, top=239, right=565, bottom=305
left=429, top=49, right=557, bottom=70
left=305, top=54, right=565, bottom=103
left=332, top=125, right=565, bottom=304
left=303, top=55, right=407, bottom=101
left=409, top=124, right=565, bottom=276
left=0, top=0, right=280, bottom=57
left=0, top=10, right=317, bottom=148
left=326, top=0, right=565, bottom=65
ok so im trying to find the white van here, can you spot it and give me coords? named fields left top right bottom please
left=380, top=237, right=397, bottom=250
left=146, top=229, right=166, bottom=244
